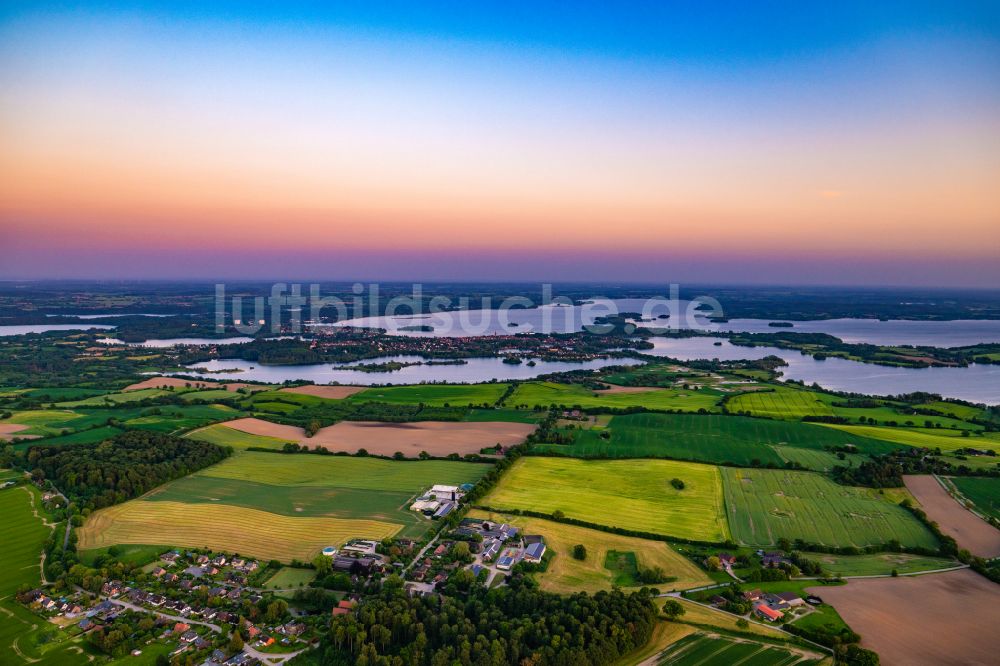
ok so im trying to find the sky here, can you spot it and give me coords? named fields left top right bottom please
left=1, top=2, right=999, bottom=286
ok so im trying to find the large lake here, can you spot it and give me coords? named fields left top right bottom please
left=645, top=337, right=1000, bottom=405
left=332, top=298, right=1000, bottom=347
left=179, top=355, right=641, bottom=385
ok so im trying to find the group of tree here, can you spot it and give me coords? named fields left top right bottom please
left=26, top=431, right=229, bottom=509
left=314, top=574, right=658, bottom=665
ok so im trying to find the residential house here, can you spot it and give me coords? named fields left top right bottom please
left=754, top=603, right=783, bottom=622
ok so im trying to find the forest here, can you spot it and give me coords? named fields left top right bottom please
left=312, top=575, right=659, bottom=666
left=26, top=431, right=230, bottom=509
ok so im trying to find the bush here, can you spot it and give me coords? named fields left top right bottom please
left=572, top=544, right=587, bottom=560
left=670, top=478, right=685, bottom=490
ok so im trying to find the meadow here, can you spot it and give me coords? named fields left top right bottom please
left=468, top=510, right=711, bottom=593
left=349, top=383, right=510, bottom=406
left=79, top=500, right=401, bottom=562
left=505, top=381, right=722, bottom=412
left=263, top=566, right=317, bottom=590
left=480, top=457, right=729, bottom=542
left=948, top=476, right=1000, bottom=521
left=533, top=413, right=895, bottom=468
left=807, top=551, right=957, bottom=576
left=721, top=467, right=938, bottom=549
left=727, top=386, right=978, bottom=430
left=0, top=486, right=93, bottom=666
left=823, top=424, right=1000, bottom=453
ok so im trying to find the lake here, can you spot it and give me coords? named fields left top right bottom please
left=0, top=324, right=115, bottom=336
left=178, top=355, right=641, bottom=385
left=644, top=337, right=1000, bottom=404
left=332, top=298, right=1000, bottom=346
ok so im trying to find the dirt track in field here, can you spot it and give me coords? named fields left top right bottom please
left=278, top=385, right=366, bottom=399
left=904, top=474, right=1000, bottom=558
left=222, top=417, right=534, bottom=456
left=809, top=568, right=1000, bottom=666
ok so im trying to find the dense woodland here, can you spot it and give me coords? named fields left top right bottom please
left=311, top=576, right=658, bottom=666
left=26, top=431, right=229, bottom=509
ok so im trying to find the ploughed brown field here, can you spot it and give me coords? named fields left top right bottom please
left=809, top=569, right=1000, bottom=666
left=222, top=417, right=535, bottom=457
left=0, top=423, right=36, bottom=440
left=123, top=376, right=258, bottom=392
left=277, top=384, right=366, bottom=399
left=904, top=474, right=1000, bottom=558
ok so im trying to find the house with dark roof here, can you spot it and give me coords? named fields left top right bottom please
left=523, top=542, right=546, bottom=563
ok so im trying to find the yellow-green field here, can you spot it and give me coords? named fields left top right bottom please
left=185, top=422, right=294, bottom=449
left=822, top=424, right=1000, bottom=453
left=469, top=510, right=711, bottom=593
left=506, top=381, right=722, bottom=412
left=78, top=501, right=400, bottom=562
left=480, top=457, right=729, bottom=542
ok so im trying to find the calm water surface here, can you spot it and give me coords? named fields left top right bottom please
left=180, top=355, right=641, bottom=385
left=645, top=337, right=1000, bottom=404
left=334, top=299, right=1000, bottom=346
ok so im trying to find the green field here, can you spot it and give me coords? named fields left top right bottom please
left=653, top=632, right=823, bottom=666
left=142, top=452, right=489, bottom=539
left=193, top=451, right=489, bottom=490
left=506, top=381, right=722, bottom=412
left=948, top=476, right=1000, bottom=521
left=263, top=566, right=317, bottom=590
left=0, top=486, right=91, bottom=665
left=534, top=413, right=896, bottom=468
left=15, top=425, right=124, bottom=450
left=806, top=551, right=957, bottom=576
left=349, top=383, right=509, bottom=406
left=55, top=387, right=171, bottom=407
left=481, top=457, right=729, bottom=542
left=727, top=386, right=977, bottom=430
left=185, top=422, right=294, bottom=449
left=721, top=467, right=938, bottom=549
left=822, top=424, right=1000, bottom=453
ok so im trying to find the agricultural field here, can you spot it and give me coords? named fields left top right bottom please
left=14, top=425, right=124, bottom=450
left=0, top=486, right=92, bottom=666
left=468, top=510, right=711, bottom=593
left=727, top=386, right=977, bottom=430
left=947, top=476, right=1000, bottom=521
left=822, top=424, right=1000, bottom=453
left=651, top=632, right=825, bottom=666
left=480, top=457, right=729, bottom=542
left=185, top=422, right=295, bottom=449
left=904, top=475, right=1000, bottom=558
left=721, top=468, right=938, bottom=549
left=806, top=551, right=957, bottom=577
left=78, top=500, right=400, bottom=562
left=55, top=387, right=171, bottom=407
left=533, top=413, right=895, bottom=468
left=110, top=451, right=489, bottom=543
left=505, top=381, right=722, bottom=412
left=809, top=569, right=1000, bottom=666
left=348, top=383, right=509, bottom=406
left=278, top=385, right=366, bottom=400
left=2, top=409, right=84, bottom=437
left=217, top=416, right=533, bottom=457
